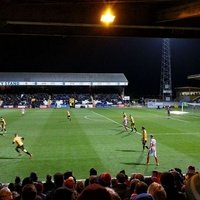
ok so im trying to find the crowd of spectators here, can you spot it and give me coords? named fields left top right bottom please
left=0, top=165, right=199, bottom=200
left=0, top=93, right=124, bottom=108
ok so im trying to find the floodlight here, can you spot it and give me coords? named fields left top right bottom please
left=100, top=8, right=115, bottom=24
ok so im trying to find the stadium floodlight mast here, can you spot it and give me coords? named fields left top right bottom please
left=160, top=38, right=172, bottom=101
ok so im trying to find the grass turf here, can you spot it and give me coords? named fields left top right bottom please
left=0, top=107, right=200, bottom=183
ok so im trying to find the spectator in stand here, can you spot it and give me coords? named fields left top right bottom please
left=169, top=169, right=184, bottom=192
left=64, top=176, right=78, bottom=200
left=75, top=181, right=84, bottom=196
left=46, top=172, right=64, bottom=200
left=185, top=172, right=200, bottom=200
left=53, top=186, right=72, bottom=200
left=88, top=175, right=98, bottom=185
left=84, top=168, right=97, bottom=187
left=129, top=179, right=141, bottom=200
left=147, top=182, right=166, bottom=200
left=43, top=175, right=55, bottom=194
left=0, top=186, right=13, bottom=200
left=98, top=172, right=112, bottom=187
left=105, top=187, right=121, bottom=200
left=30, top=172, right=38, bottom=183
left=64, top=171, right=76, bottom=184
left=134, top=193, right=154, bottom=200
left=21, top=177, right=33, bottom=188
left=112, top=172, right=129, bottom=200
left=34, top=182, right=46, bottom=200
left=130, top=173, right=145, bottom=182
left=14, top=176, right=22, bottom=196
left=160, top=172, right=186, bottom=200
left=120, top=170, right=129, bottom=186
left=131, top=181, right=148, bottom=200
left=21, top=183, right=41, bottom=200
left=77, top=183, right=112, bottom=200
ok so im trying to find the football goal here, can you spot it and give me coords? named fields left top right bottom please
left=181, top=102, right=200, bottom=112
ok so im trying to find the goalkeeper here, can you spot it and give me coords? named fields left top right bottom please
left=12, top=133, right=32, bottom=158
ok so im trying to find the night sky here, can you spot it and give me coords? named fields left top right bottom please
left=0, top=35, right=199, bottom=97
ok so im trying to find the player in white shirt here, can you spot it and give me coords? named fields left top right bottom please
left=146, top=134, right=159, bottom=166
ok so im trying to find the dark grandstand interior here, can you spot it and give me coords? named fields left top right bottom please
left=0, top=1, right=200, bottom=200
left=0, top=0, right=200, bottom=38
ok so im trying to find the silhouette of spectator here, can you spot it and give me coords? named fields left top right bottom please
left=53, top=186, right=72, bottom=200
left=34, top=182, right=46, bottom=200
left=77, top=183, right=111, bottom=200
left=130, top=173, right=145, bottom=182
left=21, top=177, right=33, bottom=188
left=160, top=172, right=186, bottom=200
left=30, top=172, right=38, bottom=183
left=14, top=176, right=22, bottom=195
left=120, top=170, right=129, bottom=185
left=46, top=172, right=64, bottom=200
left=21, top=183, right=40, bottom=200
left=88, top=175, right=98, bottom=185
left=106, top=187, right=121, bottom=200
left=134, top=181, right=148, bottom=195
left=43, top=175, right=55, bottom=194
left=129, top=179, right=141, bottom=200
left=113, top=172, right=129, bottom=200
left=84, top=168, right=97, bottom=187
left=134, top=193, right=154, bottom=200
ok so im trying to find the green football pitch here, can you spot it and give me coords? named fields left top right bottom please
left=0, top=107, right=199, bottom=183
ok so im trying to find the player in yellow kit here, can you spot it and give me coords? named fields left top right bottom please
left=129, top=114, right=137, bottom=132
left=141, top=126, right=149, bottom=151
left=12, top=133, right=32, bottom=158
left=67, top=110, right=71, bottom=121
left=0, top=116, right=7, bottom=134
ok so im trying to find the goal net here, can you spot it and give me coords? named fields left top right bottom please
left=182, top=102, right=200, bottom=112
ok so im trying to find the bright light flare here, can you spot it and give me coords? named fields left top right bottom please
left=100, top=8, right=115, bottom=24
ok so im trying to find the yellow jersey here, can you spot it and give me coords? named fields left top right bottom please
left=13, top=135, right=24, bottom=146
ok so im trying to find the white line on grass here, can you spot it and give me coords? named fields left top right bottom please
left=168, top=117, right=189, bottom=123
left=90, top=111, right=141, bottom=135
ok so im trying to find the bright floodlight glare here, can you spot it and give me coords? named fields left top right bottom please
left=100, top=8, right=115, bottom=24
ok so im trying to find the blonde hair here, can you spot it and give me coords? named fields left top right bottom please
left=147, top=182, right=166, bottom=200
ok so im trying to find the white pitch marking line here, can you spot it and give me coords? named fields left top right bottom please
left=91, top=111, right=141, bottom=135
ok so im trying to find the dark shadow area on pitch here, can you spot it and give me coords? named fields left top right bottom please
left=116, top=149, right=141, bottom=153
left=121, top=133, right=132, bottom=138
left=0, top=156, right=21, bottom=160
left=120, top=151, right=146, bottom=167
left=120, top=162, right=147, bottom=166
left=116, top=130, right=127, bottom=135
